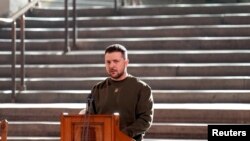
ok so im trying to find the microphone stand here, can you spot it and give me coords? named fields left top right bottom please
left=82, top=95, right=93, bottom=141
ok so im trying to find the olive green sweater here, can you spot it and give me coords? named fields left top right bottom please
left=89, top=75, right=154, bottom=141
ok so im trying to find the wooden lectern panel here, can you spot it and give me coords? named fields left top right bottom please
left=0, top=119, right=8, bottom=141
left=61, top=113, right=134, bottom=141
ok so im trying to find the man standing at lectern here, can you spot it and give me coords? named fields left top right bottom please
left=86, top=44, right=154, bottom=141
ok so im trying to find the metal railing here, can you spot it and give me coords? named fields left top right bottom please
left=64, top=0, right=77, bottom=52
left=64, top=0, right=141, bottom=52
left=0, top=0, right=40, bottom=102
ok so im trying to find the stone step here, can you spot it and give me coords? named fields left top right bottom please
left=1, top=104, right=250, bottom=139
left=1, top=50, right=250, bottom=64
left=6, top=136, right=59, bottom=141
left=5, top=121, right=207, bottom=139
left=2, top=25, right=250, bottom=39
left=23, top=13, right=250, bottom=28
left=1, top=103, right=250, bottom=123
left=146, top=123, right=207, bottom=139
left=39, top=0, right=114, bottom=8
left=152, top=90, right=250, bottom=103
left=145, top=139, right=206, bottom=141
left=7, top=121, right=59, bottom=137
left=154, top=103, right=250, bottom=123
left=1, top=37, right=250, bottom=51
left=1, top=90, right=250, bottom=103
left=37, top=0, right=246, bottom=9
left=1, top=2, right=249, bottom=141
left=1, top=76, right=250, bottom=90
left=30, top=3, right=250, bottom=17
left=1, top=63, right=250, bottom=77
left=5, top=137, right=206, bottom=141
left=5, top=137, right=204, bottom=141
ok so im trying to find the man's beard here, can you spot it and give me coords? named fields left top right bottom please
left=109, top=70, right=124, bottom=80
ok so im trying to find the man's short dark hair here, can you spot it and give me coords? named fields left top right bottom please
left=105, top=44, right=128, bottom=59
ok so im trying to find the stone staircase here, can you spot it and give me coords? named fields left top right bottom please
left=1, top=1, right=250, bottom=141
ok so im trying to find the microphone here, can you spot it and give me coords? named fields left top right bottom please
left=86, top=94, right=96, bottom=114
left=86, top=94, right=93, bottom=114
left=82, top=94, right=93, bottom=141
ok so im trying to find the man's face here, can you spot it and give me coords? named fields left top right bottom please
left=105, top=52, right=128, bottom=80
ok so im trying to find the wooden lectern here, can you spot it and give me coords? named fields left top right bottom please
left=60, top=113, right=134, bottom=141
left=0, top=119, right=8, bottom=141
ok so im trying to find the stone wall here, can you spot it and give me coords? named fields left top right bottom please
left=0, top=0, right=29, bottom=17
